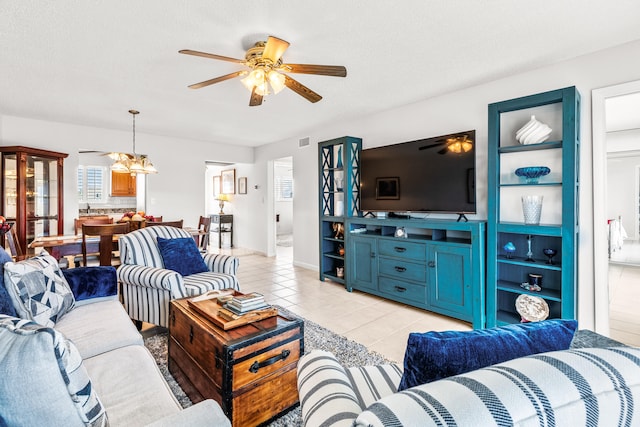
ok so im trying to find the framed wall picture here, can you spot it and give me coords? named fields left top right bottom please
left=238, top=177, right=247, bottom=194
left=213, top=175, right=221, bottom=197
left=375, top=177, right=400, bottom=199
left=221, top=169, right=236, bottom=194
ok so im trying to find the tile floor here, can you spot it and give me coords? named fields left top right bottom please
left=609, top=262, right=640, bottom=347
left=214, top=244, right=471, bottom=364
left=607, top=238, right=640, bottom=347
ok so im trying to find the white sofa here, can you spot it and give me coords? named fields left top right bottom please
left=0, top=251, right=230, bottom=427
left=298, top=341, right=640, bottom=426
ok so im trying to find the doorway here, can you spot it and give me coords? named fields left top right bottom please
left=274, top=157, right=293, bottom=259
left=593, top=81, right=640, bottom=347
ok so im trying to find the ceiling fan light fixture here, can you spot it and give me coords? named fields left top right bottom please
left=142, top=157, right=158, bottom=174
left=268, top=70, right=286, bottom=94
left=110, top=110, right=158, bottom=175
left=241, top=68, right=264, bottom=91
left=447, top=136, right=473, bottom=153
left=111, top=160, right=129, bottom=173
left=180, top=35, right=347, bottom=105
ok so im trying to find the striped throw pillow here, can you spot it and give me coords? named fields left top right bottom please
left=356, top=347, right=640, bottom=427
left=297, top=350, right=402, bottom=427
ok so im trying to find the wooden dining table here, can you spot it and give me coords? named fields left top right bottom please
left=29, top=227, right=206, bottom=262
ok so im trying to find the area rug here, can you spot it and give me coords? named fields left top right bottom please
left=143, top=306, right=393, bottom=426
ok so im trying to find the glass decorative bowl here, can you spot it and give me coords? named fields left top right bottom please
left=515, top=166, right=551, bottom=184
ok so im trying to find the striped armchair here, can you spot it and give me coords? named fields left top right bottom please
left=117, top=226, right=239, bottom=327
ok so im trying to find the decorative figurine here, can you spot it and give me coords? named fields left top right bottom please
left=332, top=222, right=344, bottom=239
left=503, top=241, right=516, bottom=259
left=525, top=235, right=535, bottom=262
left=543, top=248, right=557, bottom=265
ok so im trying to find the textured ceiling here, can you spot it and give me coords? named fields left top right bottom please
left=2, top=0, right=640, bottom=147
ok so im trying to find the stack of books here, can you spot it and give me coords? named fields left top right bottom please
left=224, top=292, right=270, bottom=315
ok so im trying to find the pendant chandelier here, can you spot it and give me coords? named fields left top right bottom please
left=110, top=110, right=158, bottom=175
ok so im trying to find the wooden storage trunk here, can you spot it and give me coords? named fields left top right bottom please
left=168, top=298, right=304, bottom=426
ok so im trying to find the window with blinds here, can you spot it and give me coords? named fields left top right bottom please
left=275, top=177, right=293, bottom=201
left=77, top=166, right=106, bottom=202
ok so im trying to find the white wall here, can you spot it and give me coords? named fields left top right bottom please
left=253, top=39, right=640, bottom=330
left=0, top=115, right=253, bottom=233
left=607, top=154, right=640, bottom=240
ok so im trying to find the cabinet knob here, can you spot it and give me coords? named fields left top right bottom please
left=394, top=266, right=407, bottom=272
left=394, top=286, right=407, bottom=293
left=428, top=261, right=436, bottom=268
left=394, top=247, right=407, bottom=253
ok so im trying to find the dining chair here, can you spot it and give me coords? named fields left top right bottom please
left=74, top=216, right=114, bottom=266
left=145, top=219, right=183, bottom=228
left=81, top=223, right=129, bottom=266
left=5, top=224, right=26, bottom=261
left=74, top=216, right=113, bottom=234
left=197, top=215, right=211, bottom=252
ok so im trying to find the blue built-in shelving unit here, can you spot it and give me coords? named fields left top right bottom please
left=318, top=136, right=362, bottom=285
left=487, top=86, right=580, bottom=327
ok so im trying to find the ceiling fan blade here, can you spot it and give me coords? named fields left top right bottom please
left=179, top=49, right=245, bottom=64
left=280, top=63, right=347, bottom=77
left=283, top=75, right=322, bottom=103
left=188, top=71, right=245, bottom=89
left=418, top=139, right=447, bottom=150
left=249, top=87, right=263, bottom=106
left=262, top=36, right=290, bottom=63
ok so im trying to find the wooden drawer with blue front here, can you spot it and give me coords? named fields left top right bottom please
left=378, top=238, right=427, bottom=262
left=378, top=276, right=427, bottom=305
left=378, top=257, right=427, bottom=283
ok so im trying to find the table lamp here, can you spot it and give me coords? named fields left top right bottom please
left=216, top=194, right=230, bottom=214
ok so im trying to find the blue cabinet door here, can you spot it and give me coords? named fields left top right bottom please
left=428, top=244, right=472, bottom=321
left=349, top=236, right=376, bottom=292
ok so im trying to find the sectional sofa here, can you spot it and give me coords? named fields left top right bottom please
left=0, top=248, right=230, bottom=426
left=298, top=321, right=640, bottom=426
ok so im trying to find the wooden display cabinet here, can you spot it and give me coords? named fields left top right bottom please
left=0, top=146, right=67, bottom=255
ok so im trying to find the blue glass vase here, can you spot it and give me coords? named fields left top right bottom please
left=336, top=146, right=343, bottom=169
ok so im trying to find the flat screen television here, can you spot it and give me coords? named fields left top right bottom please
left=360, top=130, right=476, bottom=214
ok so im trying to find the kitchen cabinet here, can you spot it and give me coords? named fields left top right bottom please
left=111, top=170, right=136, bottom=196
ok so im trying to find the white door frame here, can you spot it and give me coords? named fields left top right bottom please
left=592, top=79, right=640, bottom=335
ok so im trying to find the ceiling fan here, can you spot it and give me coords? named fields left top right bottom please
left=179, top=36, right=347, bottom=106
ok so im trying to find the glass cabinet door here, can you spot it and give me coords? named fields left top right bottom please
left=3, top=154, right=17, bottom=220
left=26, top=155, right=60, bottom=244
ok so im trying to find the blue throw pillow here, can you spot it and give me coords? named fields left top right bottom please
left=157, top=237, right=208, bottom=276
left=0, top=247, right=17, bottom=317
left=398, top=319, right=578, bottom=391
left=62, top=266, right=117, bottom=302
